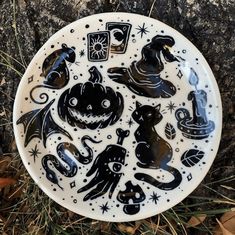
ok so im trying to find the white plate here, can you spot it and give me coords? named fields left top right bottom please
left=13, top=13, right=222, bottom=222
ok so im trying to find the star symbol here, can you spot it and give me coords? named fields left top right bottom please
left=70, top=181, right=76, bottom=189
left=136, top=23, right=149, bottom=38
left=100, top=202, right=110, bottom=214
left=177, top=69, right=183, bottom=79
left=166, top=101, right=177, bottom=114
left=149, top=192, right=161, bottom=204
left=126, top=118, right=134, bottom=128
left=28, top=75, right=34, bottom=84
left=28, top=144, right=41, bottom=162
left=79, top=49, right=85, bottom=57
left=187, top=173, right=192, bottom=181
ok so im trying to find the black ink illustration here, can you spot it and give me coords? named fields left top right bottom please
left=100, top=202, right=110, bottom=214
left=87, top=31, right=110, bottom=61
left=181, top=149, right=205, bottom=167
left=149, top=191, right=161, bottom=204
left=117, top=181, right=146, bottom=215
left=136, top=23, right=149, bottom=38
left=187, top=173, right=192, bottom=181
left=58, top=66, right=124, bottom=129
left=132, top=102, right=182, bottom=190
left=77, top=128, right=129, bottom=201
left=42, top=138, right=100, bottom=189
left=108, top=35, right=178, bottom=98
left=30, top=44, right=76, bottom=104
left=175, top=68, right=215, bottom=139
left=165, top=123, right=176, bottom=140
left=17, top=99, right=72, bottom=147
left=106, top=22, right=131, bottom=54
left=28, top=144, right=41, bottom=162
left=166, top=101, right=177, bottom=114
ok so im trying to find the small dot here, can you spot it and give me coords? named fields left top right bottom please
left=51, top=45, right=54, bottom=48
left=58, top=137, right=61, bottom=140
left=70, top=29, right=74, bottom=33
left=161, top=30, right=164, bottom=33
left=107, top=135, right=112, bottom=139
left=167, top=199, right=170, bottom=202
left=73, top=199, right=77, bottom=203
left=82, top=37, right=86, bottom=41
left=133, top=167, right=136, bottom=171
left=85, top=24, right=90, bottom=28
left=53, top=188, right=56, bottom=191
left=28, top=162, right=30, bottom=165
left=99, top=19, right=103, bottom=22
left=116, top=204, right=120, bottom=207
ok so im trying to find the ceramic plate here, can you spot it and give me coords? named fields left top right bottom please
left=13, top=13, right=222, bottom=222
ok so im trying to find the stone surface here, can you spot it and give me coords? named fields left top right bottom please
left=0, top=0, right=234, bottom=227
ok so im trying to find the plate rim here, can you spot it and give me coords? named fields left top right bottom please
left=13, top=12, right=223, bottom=222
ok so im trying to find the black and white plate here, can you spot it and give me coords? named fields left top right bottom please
left=13, top=13, right=222, bottom=222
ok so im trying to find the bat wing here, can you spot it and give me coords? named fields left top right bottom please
left=17, top=99, right=72, bottom=147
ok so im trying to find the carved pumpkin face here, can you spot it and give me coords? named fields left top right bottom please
left=58, top=66, right=124, bottom=129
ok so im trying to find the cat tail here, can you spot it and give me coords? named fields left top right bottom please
left=135, top=166, right=182, bottom=190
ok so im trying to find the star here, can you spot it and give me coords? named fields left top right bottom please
left=28, top=75, right=34, bottom=84
left=166, top=101, right=177, bottom=114
left=79, top=49, right=85, bottom=57
left=28, top=144, right=41, bottom=162
left=100, top=202, right=110, bottom=214
left=177, top=69, right=183, bottom=79
left=187, top=173, right=192, bottom=181
left=70, top=181, right=76, bottom=189
left=126, top=118, right=134, bottom=128
left=136, top=23, right=149, bottom=38
left=149, top=192, right=161, bottom=204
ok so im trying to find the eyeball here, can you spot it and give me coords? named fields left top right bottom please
left=108, top=162, right=122, bottom=173
left=69, top=97, right=78, bottom=107
left=147, top=112, right=152, bottom=117
left=101, top=99, right=111, bottom=108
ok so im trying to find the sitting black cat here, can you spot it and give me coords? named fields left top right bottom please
left=132, top=101, right=182, bottom=190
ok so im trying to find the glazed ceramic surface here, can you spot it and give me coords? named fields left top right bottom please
left=13, top=13, right=222, bottom=222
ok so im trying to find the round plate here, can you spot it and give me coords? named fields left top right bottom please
left=13, top=13, right=222, bottom=222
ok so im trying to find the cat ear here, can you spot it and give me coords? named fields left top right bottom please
left=155, top=104, right=161, bottom=111
left=136, top=101, right=142, bottom=108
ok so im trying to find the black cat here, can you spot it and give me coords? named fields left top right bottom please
left=132, top=101, right=182, bottom=190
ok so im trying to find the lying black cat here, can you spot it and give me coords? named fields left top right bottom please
left=132, top=101, right=182, bottom=190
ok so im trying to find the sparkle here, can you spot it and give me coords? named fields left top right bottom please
left=28, top=144, right=41, bottom=162
left=149, top=192, right=161, bottom=204
left=70, top=181, right=76, bottom=188
left=28, top=75, right=34, bottom=84
left=100, top=202, right=110, bottom=214
left=126, top=118, right=134, bottom=128
left=79, top=49, right=85, bottom=57
left=187, top=173, right=192, bottom=181
left=166, top=101, right=177, bottom=114
left=136, top=23, right=149, bottom=38
left=177, top=70, right=183, bottom=79
left=75, top=61, right=80, bottom=66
